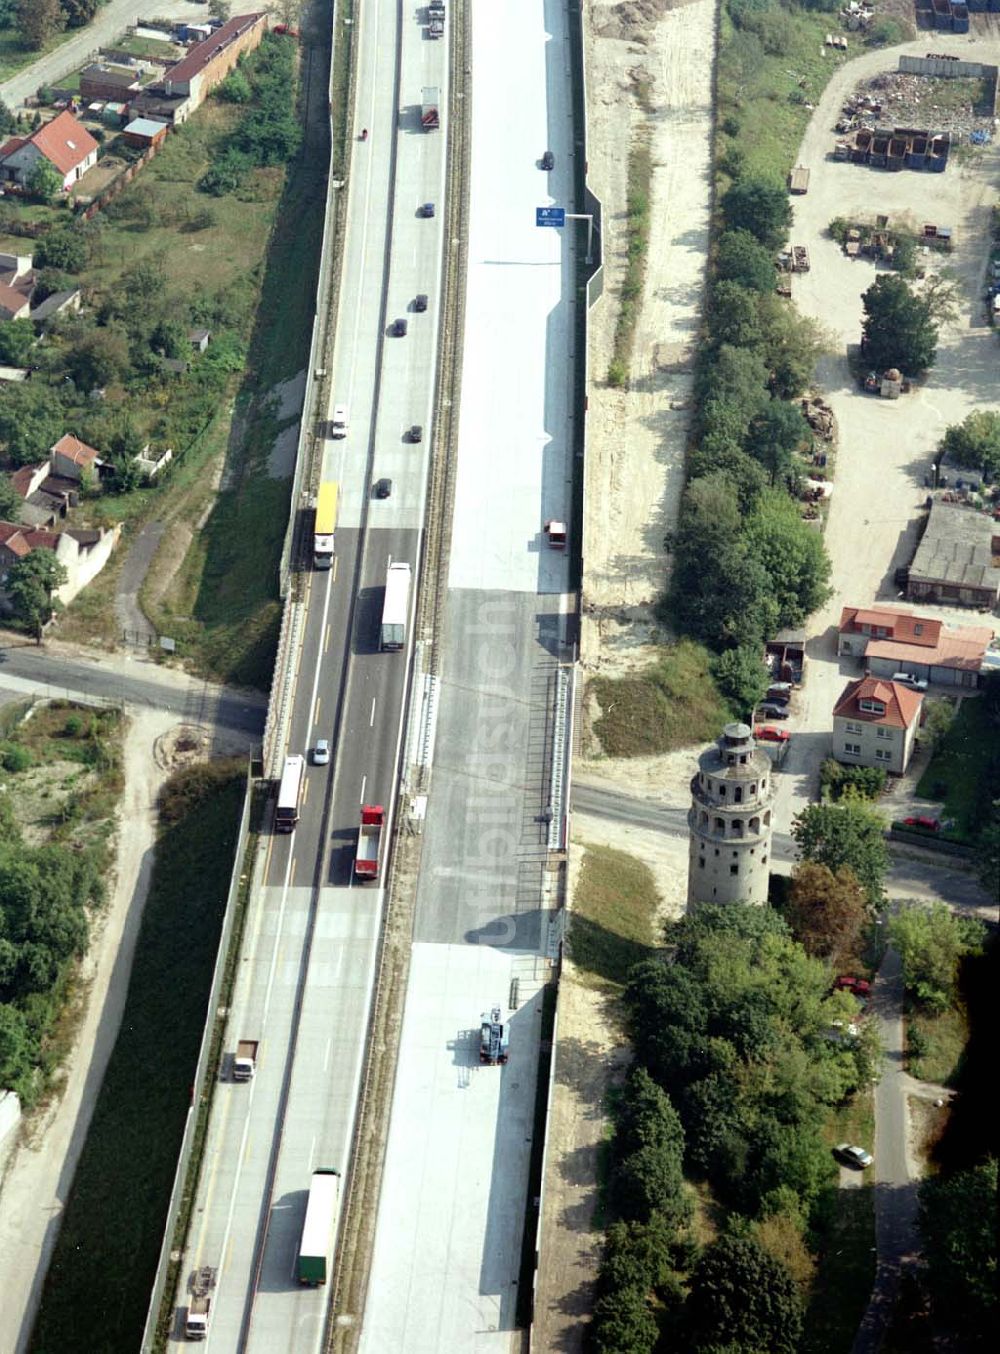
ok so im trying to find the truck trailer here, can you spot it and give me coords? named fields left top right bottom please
left=355, top=805, right=385, bottom=879
left=421, top=87, right=440, bottom=130
left=275, top=754, right=305, bottom=833
left=184, top=1266, right=216, bottom=1340
left=313, top=480, right=339, bottom=569
left=233, top=1039, right=259, bottom=1082
left=298, top=1168, right=340, bottom=1284
left=380, top=561, right=412, bottom=651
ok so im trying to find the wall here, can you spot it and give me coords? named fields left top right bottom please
left=55, top=524, right=122, bottom=606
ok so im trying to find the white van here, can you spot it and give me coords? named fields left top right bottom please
left=331, top=405, right=348, bottom=438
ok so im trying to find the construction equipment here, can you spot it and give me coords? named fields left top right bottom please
left=545, top=520, right=567, bottom=549
left=479, top=1006, right=510, bottom=1065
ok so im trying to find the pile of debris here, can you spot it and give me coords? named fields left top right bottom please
left=848, top=69, right=994, bottom=139
left=801, top=395, right=836, bottom=440
left=841, top=2, right=874, bottom=30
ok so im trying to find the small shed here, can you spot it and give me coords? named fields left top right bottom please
left=789, top=165, right=810, bottom=194
left=881, top=368, right=903, bottom=399
left=122, top=117, right=169, bottom=150
left=188, top=327, right=211, bottom=353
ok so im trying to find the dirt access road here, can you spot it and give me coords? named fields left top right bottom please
left=769, top=28, right=1000, bottom=834
left=581, top=0, right=715, bottom=678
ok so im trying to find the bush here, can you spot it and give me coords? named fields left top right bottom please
left=820, top=760, right=886, bottom=802
left=34, top=227, right=88, bottom=272
left=0, top=741, right=32, bottom=773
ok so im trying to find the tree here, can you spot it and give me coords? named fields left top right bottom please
left=721, top=176, right=792, bottom=251
left=745, top=489, right=833, bottom=626
left=757, top=296, right=825, bottom=399
left=218, top=69, right=253, bottom=103
left=0, top=470, right=21, bottom=521
left=686, top=1234, right=803, bottom=1353
left=0, top=1002, right=33, bottom=1094
left=26, top=156, right=63, bottom=204
left=786, top=862, right=867, bottom=968
left=0, top=382, right=65, bottom=465
left=63, top=325, right=130, bottom=391
left=34, top=226, right=87, bottom=271
left=791, top=800, right=889, bottom=907
left=60, top=0, right=99, bottom=25
left=709, top=279, right=762, bottom=348
left=612, top=1069, right=690, bottom=1226
left=668, top=473, right=778, bottom=650
left=939, top=410, right=1000, bottom=479
left=208, top=0, right=232, bottom=18
left=889, top=901, right=985, bottom=1012
left=15, top=0, right=64, bottom=48
left=861, top=274, right=938, bottom=376
left=921, top=697, right=955, bottom=754
left=918, top=1161, right=998, bottom=1341
left=712, top=645, right=769, bottom=719
left=745, top=399, right=811, bottom=485
left=592, top=1283, right=659, bottom=1354
left=4, top=548, right=67, bottom=638
left=0, top=317, right=35, bottom=366
left=717, top=228, right=778, bottom=293
left=977, top=800, right=1000, bottom=898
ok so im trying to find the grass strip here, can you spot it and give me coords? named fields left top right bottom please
left=569, top=845, right=660, bottom=988
left=28, top=763, right=245, bottom=1354
left=608, top=139, right=652, bottom=388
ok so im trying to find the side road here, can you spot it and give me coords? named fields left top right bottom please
left=0, top=0, right=212, bottom=108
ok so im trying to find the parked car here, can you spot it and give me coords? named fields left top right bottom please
left=903, top=815, right=939, bottom=831
left=541, top=150, right=554, bottom=170
left=391, top=318, right=408, bottom=336
left=757, top=701, right=790, bottom=720
left=834, top=975, right=871, bottom=997
left=419, top=201, right=435, bottom=218
left=754, top=725, right=790, bottom=743
left=414, top=293, right=428, bottom=312
left=312, top=739, right=330, bottom=766
left=374, top=477, right=392, bottom=499
left=834, top=1143, right=873, bottom=1169
left=767, top=682, right=793, bottom=696
left=891, top=671, right=929, bottom=691
left=407, top=424, right=423, bottom=443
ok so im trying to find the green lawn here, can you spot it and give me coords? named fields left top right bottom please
left=28, top=764, right=245, bottom=1354
left=916, top=696, right=993, bottom=840
left=907, top=1003, right=967, bottom=1086
left=589, top=640, right=732, bottom=757
left=0, top=25, right=75, bottom=85
left=569, top=844, right=660, bottom=988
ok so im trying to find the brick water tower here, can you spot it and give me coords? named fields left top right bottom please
left=687, top=722, right=775, bottom=909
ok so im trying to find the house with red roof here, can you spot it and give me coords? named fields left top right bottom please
left=832, top=675, right=923, bottom=775
left=838, top=605, right=992, bottom=689
left=50, top=433, right=102, bottom=482
left=0, top=111, right=99, bottom=193
left=0, top=519, right=121, bottom=609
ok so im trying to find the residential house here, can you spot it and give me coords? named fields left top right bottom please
left=905, top=499, right=1000, bottom=611
left=0, top=111, right=99, bottom=192
left=838, top=605, right=992, bottom=689
left=832, top=675, right=923, bottom=775
left=30, top=287, right=82, bottom=331
left=9, top=462, right=78, bottom=528
left=0, top=520, right=121, bottom=607
left=50, top=433, right=102, bottom=483
left=78, top=63, right=143, bottom=103
left=122, top=117, right=169, bottom=150
left=161, top=13, right=266, bottom=112
left=0, top=279, right=30, bottom=321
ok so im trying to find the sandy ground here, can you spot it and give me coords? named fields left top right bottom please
left=534, top=3, right=716, bottom=1342
left=0, top=709, right=253, bottom=1354
left=581, top=0, right=715, bottom=675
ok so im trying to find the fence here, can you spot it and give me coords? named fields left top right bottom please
left=75, top=137, right=166, bottom=221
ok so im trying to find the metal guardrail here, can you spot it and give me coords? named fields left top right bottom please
left=141, top=777, right=254, bottom=1352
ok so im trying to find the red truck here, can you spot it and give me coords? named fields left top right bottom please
left=355, top=805, right=385, bottom=879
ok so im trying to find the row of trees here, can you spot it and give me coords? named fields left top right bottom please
left=5, top=0, right=104, bottom=49
left=592, top=901, right=880, bottom=1351
left=664, top=148, right=832, bottom=701
left=201, top=31, right=301, bottom=196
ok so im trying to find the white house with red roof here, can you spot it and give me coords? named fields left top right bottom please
left=50, top=433, right=102, bottom=482
left=0, top=111, right=99, bottom=192
left=0, top=519, right=121, bottom=608
left=832, top=675, right=923, bottom=775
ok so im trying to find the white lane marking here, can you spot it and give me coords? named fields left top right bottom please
left=369, top=697, right=377, bottom=727
left=359, top=774, right=367, bottom=804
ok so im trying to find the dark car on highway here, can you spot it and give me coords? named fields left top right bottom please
left=374, top=478, right=392, bottom=499
left=414, top=293, right=428, bottom=312
left=541, top=150, right=554, bottom=170
left=391, top=318, right=408, bottom=336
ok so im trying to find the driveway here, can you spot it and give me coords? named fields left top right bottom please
left=0, top=1, right=213, bottom=109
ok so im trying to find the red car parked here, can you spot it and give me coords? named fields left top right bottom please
left=754, top=725, right=790, bottom=743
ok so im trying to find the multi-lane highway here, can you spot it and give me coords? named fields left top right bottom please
left=168, top=2, right=447, bottom=1347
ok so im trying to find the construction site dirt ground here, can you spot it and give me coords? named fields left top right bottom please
left=580, top=0, right=715, bottom=677
left=533, top=2, right=717, bottom=1349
